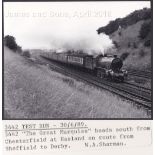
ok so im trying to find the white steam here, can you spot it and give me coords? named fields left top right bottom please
left=50, top=29, right=114, bottom=55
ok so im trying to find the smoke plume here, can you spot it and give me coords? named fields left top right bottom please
left=50, top=29, right=114, bottom=55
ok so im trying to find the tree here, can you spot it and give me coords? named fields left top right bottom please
left=4, top=35, right=18, bottom=51
left=139, top=21, right=151, bottom=39
left=120, top=52, right=129, bottom=61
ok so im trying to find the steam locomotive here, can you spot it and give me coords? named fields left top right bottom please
left=41, top=52, right=128, bottom=82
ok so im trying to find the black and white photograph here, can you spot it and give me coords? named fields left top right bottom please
left=3, top=1, right=152, bottom=119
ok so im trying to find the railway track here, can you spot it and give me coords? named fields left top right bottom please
left=124, top=81, right=151, bottom=92
left=35, top=56, right=152, bottom=110
left=128, top=69, right=152, bottom=79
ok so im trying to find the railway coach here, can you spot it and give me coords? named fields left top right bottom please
left=45, top=52, right=58, bottom=61
left=57, top=53, right=68, bottom=63
left=67, top=53, right=96, bottom=70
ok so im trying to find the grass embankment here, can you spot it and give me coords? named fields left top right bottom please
left=4, top=47, right=150, bottom=118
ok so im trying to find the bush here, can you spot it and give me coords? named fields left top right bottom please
left=139, top=21, right=151, bottom=39
left=113, top=41, right=119, bottom=48
left=17, top=45, right=22, bottom=54
left=139, top=49, right=146, bottom=57
left=144, top=40, right=151, bottom=47
left=120, top=52, right=129, bottom=61
left=4, top=35, right=18, bottom=51
left=22, top=50, right=31, bottom=58
left=118, top=31, right=122, bottom=36
left=133, top=42, right=137, bottom=48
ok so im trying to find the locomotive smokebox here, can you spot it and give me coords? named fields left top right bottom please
left=111, top=57, right=123, bottom=71
left=97, top=55, right=123, bottom=71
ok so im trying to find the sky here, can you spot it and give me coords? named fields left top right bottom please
left=4, top=1, right=150, bottom=50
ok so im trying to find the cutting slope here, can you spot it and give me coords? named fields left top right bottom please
left=97, top=8, right=151, bottom=71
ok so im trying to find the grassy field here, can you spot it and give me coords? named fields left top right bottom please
left=4, top=47, right=150, bottom=119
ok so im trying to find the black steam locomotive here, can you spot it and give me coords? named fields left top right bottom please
left=41, top=52, right=128, bottom=82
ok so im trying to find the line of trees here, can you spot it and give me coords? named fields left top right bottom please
left=97, top=8, right=151, bottom=35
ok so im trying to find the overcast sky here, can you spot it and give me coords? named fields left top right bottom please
left=4, top=1, right=150, bottom=49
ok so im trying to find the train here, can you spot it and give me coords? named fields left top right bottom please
left=41, top=51, right=128, bottom=82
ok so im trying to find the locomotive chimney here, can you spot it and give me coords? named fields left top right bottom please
left=114, top=55, right=117, bottom=58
